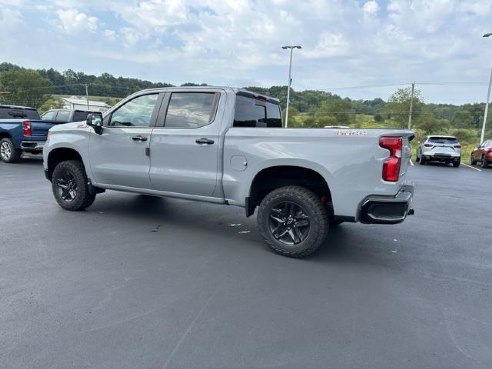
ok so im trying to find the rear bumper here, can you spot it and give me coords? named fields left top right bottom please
left=358, top=184, right=414, bottom=224
left=21, top=140, right=45, bottom=151
left=423, top=153, right=460, bottom=160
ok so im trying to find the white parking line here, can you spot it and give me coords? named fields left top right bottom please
left=462, top=163, right=481, bottom=172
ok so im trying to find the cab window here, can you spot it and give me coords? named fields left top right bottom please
left=108, top=94, right=159, bottom=127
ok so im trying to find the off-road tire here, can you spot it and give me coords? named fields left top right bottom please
left=257, top=186, right=329, bottom=258
left=0, top=138, right=22, bottom=163
left=52, top=160, right=95, bottom=211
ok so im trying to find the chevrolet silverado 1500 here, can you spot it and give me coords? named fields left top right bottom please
left=43, top=86, right=414, bottom=257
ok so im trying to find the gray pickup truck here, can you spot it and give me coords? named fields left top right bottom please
left=43, top=86, right=414, bottom=257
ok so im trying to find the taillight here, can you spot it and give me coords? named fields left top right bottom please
left=379, top=136, right=402, bottom=182
left=423, top=143, right=433, bottom=148
left=454, top=144, right=461, bottom=149
left=22, top=120, right=32, bottom=136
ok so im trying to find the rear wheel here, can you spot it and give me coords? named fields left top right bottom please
left=420, top=156, right=426, bottom=165
left=257, top=186, right=329, bottom=258
left=52, top=160, right=95, bottom=211
left=0, top=138, right=22, bottom=163
left=453, top=159, right=460, bottom=168
left=482, top=156, right=489, bottom=168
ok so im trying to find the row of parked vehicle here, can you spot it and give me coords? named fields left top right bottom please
left=0, top=104, right=100, bottom=163
left=415, top=134, right=491, bottom=168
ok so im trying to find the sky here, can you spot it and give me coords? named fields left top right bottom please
left=1, top=0, right=492, bottom=104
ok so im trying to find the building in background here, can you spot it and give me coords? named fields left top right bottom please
left=61, top=96, right=109, bottom=112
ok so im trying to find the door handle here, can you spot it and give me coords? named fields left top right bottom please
left=132, top=135, right=148, bottom=142
left=195, top=138, right=215, bottom=145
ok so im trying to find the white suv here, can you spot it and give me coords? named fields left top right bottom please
left=416, top=135, right=461, bottom=167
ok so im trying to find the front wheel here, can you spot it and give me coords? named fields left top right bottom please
left=470, top=154, right=477, bottom=165
left=0, top=138, right=22, bottom=163
left=52, top=160, right=95, bottom=211
left=257, top=186, right=329, bottom=258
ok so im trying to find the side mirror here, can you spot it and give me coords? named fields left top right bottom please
left=87, top=112, right=103, bottom=135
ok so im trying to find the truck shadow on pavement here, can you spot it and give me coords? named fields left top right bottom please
left=86, top=194, right=408, bottom=267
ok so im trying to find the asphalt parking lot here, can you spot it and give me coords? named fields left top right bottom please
left=1, top=157, right=491, bottom=369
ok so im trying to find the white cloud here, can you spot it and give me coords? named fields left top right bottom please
left=304, top=33, right=349, bottom=58
left=363, top=0, right=379, bottom=16
left=0, top=7, right=22, bottom=30
left=57, top=9, right=98, bottom=34
left=103, top=29, right=116, bottom=42
left=117, top=0, right=188, bottom=31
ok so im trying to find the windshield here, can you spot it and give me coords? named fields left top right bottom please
left=0, top=106, right=40, bottom=120
left=428, top=137, right=458, bottom=144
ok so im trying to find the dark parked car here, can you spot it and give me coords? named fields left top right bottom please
left=470, top=139, right=492, bottom=168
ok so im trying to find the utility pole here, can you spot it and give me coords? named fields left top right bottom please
left=408, top=82, right=415, bottom=130
left=481, top=33, right=492, bottom=143
left=85, top=84, right=90, bottom=110
left=481, top=66, right=492, bottom=144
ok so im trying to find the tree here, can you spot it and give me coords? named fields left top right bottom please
left=451, top=109, right=475, bottom=128
left=383, top=87, right=424, bottom=128
left=0, top=69, right=52, bottom=108
left=312, top=98, right=353, bottom=128
left=38, top=97, right=65, bottom=114
left=415, top=117, right=450, bottom=135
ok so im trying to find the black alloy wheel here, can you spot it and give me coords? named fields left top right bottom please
left=268, top=201, right=310, bottom=246
left=56, top=171, right=78, bottom=202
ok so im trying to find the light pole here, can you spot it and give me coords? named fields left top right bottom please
left=481, top=33, right=492, bottom=144
left=282, top=45, right=301, bottom=128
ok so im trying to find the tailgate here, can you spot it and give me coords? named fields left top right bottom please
left=27, top=120, right=57, bottom=139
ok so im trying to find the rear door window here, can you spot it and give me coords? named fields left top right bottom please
left=164, top=92, right=218, bottom=128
